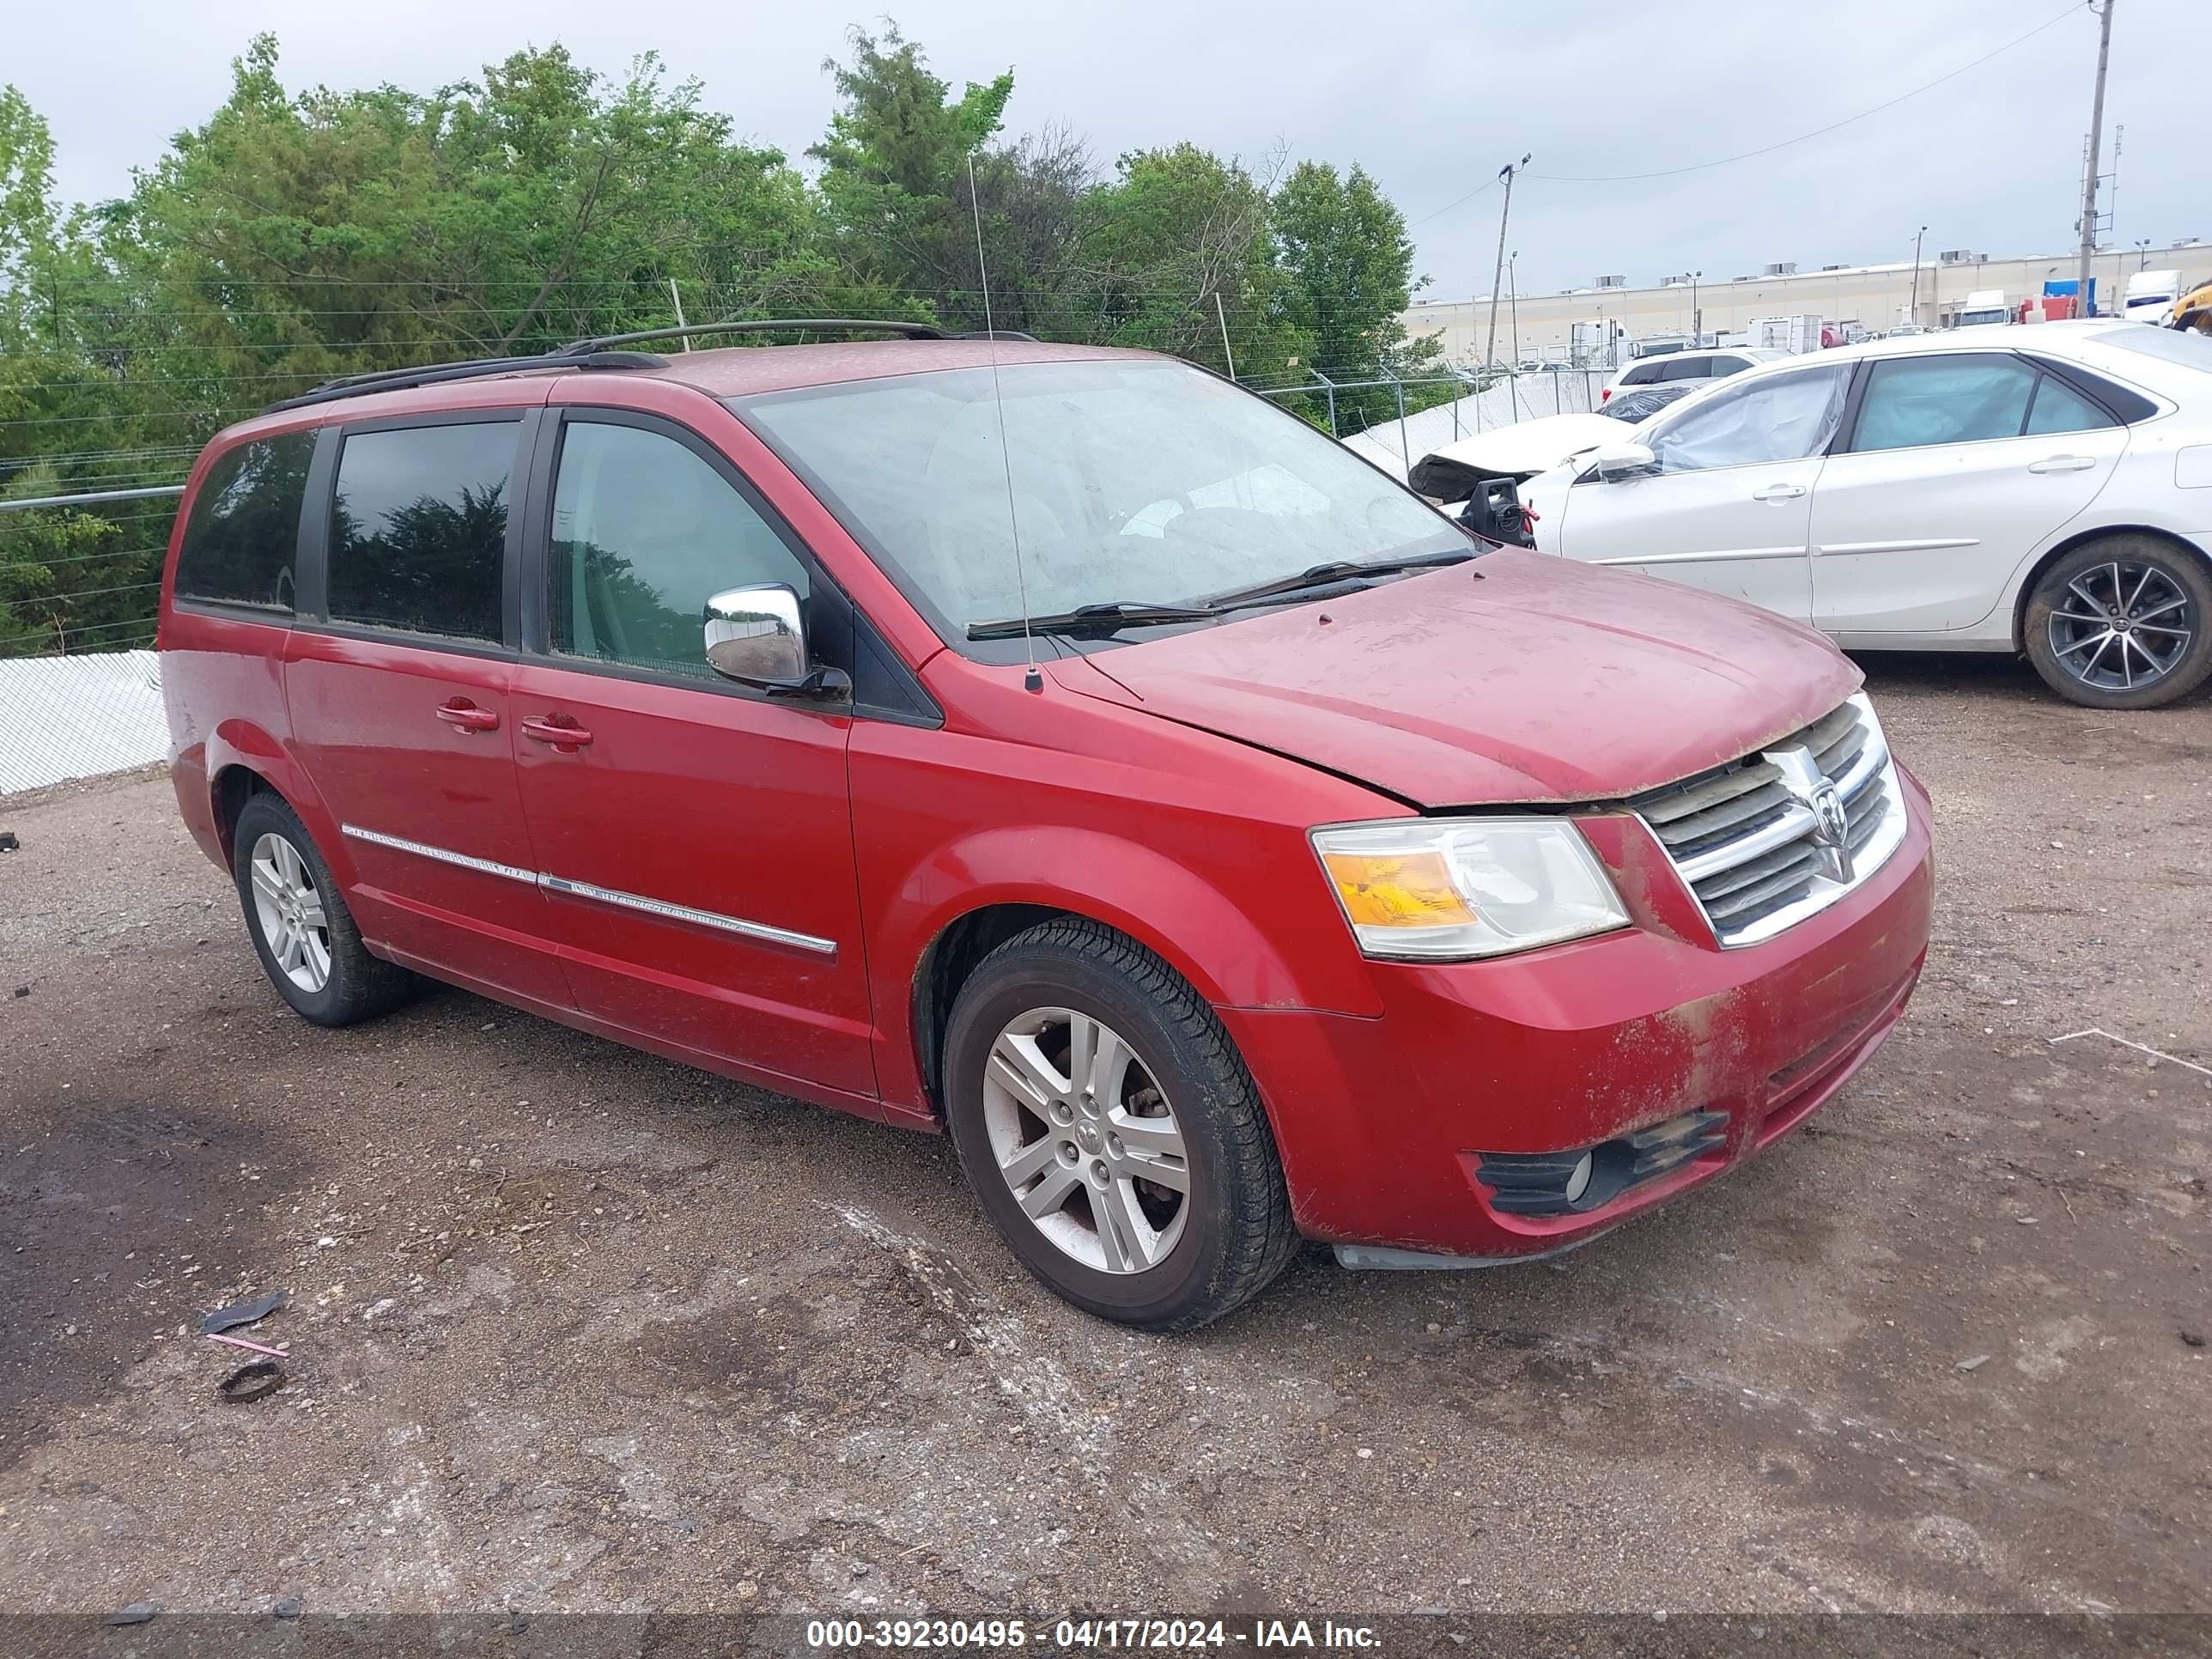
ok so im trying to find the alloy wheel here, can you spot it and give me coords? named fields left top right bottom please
left=980, top=1006, right=1190, bottom=1274
left=248, top=831, right=332, bottom=994
left=2046, top=560, right=2197, bottom=695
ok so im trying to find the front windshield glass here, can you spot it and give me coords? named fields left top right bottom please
left=732, top=360, right=1464, bottom=655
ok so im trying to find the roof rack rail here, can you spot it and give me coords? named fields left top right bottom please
left=259, top=318, right=1020, bottom=416
left=260, top=349, right=667, bottom=416
left=561, top=318, right=953, bottom=351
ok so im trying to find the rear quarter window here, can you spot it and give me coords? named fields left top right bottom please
left=1620, top=362, right=1665, bottom=386
left=173, top=432, right=314, bottom=613
left=2027, top=356, right=2159, bottom=425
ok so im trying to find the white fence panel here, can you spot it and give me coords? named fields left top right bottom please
left=0, top=651, right=167, bottom=795
left=1341, top=369, right=1610, bottom=479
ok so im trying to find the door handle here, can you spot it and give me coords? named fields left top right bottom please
left=2027, top=454, right=2096, bottom=474
left=1750, top=483, right=1807, bottom=501
left=434, top=699, right=500, bottom=733
left=520, top=714, right=594, bottom=750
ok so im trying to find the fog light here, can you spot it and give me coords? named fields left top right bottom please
left=1476, top=1109, right=1729, bottom=1218
left=1564, top=1151, right=1594, bottom=1205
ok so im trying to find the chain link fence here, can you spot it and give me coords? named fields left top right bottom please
left=1254, top=366, right=1612, bottom=478
left=0, top=337, right=1597, bottom=797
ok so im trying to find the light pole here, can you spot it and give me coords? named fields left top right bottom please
left=1508, top=251, right=1522, bottom=368
left=1484, top=153, right=1531, bottom=372
left=1691, top=270, right=1702, bottom=346
left=2077, top=0, right=2115, bottom=312
left=1908, top=225, right=1928, bottom=326
left=2135, top=238, right=2152, bottom=270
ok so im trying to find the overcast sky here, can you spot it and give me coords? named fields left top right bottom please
left=9, top=0, right=2195, bottom=300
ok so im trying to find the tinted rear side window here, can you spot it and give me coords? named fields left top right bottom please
left=328, top=423, right=517, bottom=642
left=174, top=433, right=313, bottom=613
left=1621, top=362, right=1664, bottom=386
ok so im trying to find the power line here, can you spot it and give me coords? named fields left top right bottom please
left=1530, top=3, right=2082, bottom=184
left=1405, top=177, right=1498, bottom=231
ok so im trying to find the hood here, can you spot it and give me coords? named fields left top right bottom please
left=1055, top=549, right=1861, bottom=807
left=1407, top=414, right=1626, bottom=498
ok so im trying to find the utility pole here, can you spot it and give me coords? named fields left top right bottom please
left=2077, top=0, right=2114, bottom=313
left=1484, top=154, right=1531, bottom=373
left=1908, top=225, right=1928, bottom=325
left=667, top=277, right=692, bottom=351
left=1508, top=251, right=1521, bottom=368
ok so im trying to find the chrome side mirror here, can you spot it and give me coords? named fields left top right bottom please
left=704, top=583, right=842, bottom=696
left=1593, top=442, right=1658, bottom=482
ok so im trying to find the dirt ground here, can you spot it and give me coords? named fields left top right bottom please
left=1, top=653, right=2206, bottom=1620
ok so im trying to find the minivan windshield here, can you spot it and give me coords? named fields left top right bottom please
left=732, top=360, right=1466, bottom=656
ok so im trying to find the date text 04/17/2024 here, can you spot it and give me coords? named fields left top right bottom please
left=803, top=1619, right=1382, bottom=1650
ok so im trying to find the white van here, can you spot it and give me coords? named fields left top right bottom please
left=1601, top=346, right=1784, bottom=403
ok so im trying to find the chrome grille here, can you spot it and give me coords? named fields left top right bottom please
left=1629, top=693, right=1907, bottom=948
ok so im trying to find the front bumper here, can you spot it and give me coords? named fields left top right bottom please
left=1219, top=764, right=1935, bottom=1261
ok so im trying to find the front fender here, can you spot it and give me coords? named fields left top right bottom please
left=869, top=824, right=1382, bottom=1115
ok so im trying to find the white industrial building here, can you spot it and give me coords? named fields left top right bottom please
left=1403, top=239, right=2208, bottom=368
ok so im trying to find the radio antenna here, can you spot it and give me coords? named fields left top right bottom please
left=967, top=152, right=1043, bottom=694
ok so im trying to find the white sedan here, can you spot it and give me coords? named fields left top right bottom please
left=1516, top=320, right=2212, bottom=708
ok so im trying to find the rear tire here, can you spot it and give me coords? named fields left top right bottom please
left=231, top=793, right=415, bottom=1026
left=2023, top=535, right=2212, bottom=709
left=942, top=918, right=1297, bottom=1331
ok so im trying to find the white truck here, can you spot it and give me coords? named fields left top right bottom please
left=2124, top=269, right=2183, bottom=325
left=1956, top=289, right=2009, bottom=328
left=1570, top=318, right=1626, bottom=368
left=1745, top=314, right=1823, bottom=354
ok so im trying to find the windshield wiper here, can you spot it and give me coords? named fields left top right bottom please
left=966, top=600, right=1222, bottom=641
left=1201, top=550, right=1474, bottom=611
left=963, top=550, right=1476, bottom=641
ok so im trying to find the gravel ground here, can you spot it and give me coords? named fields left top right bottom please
left=0, top=654, right=2206, bottom=1620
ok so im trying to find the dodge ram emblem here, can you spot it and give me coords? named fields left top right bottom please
left=1806, top=780, right=1853, bottom=883
left=1764, top=746, right=1856, bottom=884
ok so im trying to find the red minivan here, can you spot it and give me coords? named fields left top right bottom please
left=158, top=323, right=1934, bottom=1329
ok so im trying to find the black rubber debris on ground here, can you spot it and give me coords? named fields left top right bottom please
left=200, top=1290, right=287, bottom=1336
left=214, top=1362, right=285, bottom=1404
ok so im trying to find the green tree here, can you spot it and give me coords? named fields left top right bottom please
left=809, top=21, right=1016, bottom=322
left=101, top=34, right=839, bottom=395
left=1270, top=161, right=1441, bottom=428
left=0, top=87, right=154, bottom=655
left=1075, top=144, right=1304, bottom=380
left=1, top=27, right=1453, bottom=655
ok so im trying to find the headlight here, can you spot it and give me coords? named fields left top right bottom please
left=1311, top=817, right=1629, bottom=961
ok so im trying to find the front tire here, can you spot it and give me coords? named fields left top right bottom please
left=2023, top=536, right=2212, bottom=709
left=231, top=793, right=415, bottom=1026
left=941, top=919, right=1297, bottom=1331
